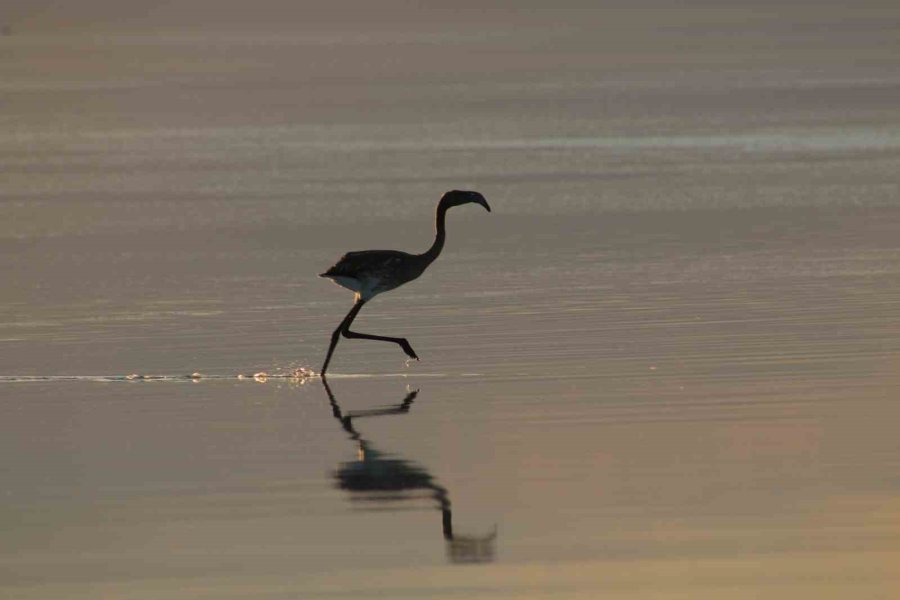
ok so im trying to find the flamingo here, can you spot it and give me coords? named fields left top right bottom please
left=319, top=190, right=490, bottom=375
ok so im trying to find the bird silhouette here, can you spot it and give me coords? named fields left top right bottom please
left=319, top=190, right=490, bottom=376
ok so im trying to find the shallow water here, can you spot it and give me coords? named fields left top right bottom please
left=3, top=3, right=900, bottom=598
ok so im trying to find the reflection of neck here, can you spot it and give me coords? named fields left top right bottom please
left=421, top=201, right=449, bottom=264
left=433, top=485, right=453, bottom=540
left=442, top=507, right=453, bottom=540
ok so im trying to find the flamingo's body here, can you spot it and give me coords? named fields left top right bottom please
left=319, top=190, right=490, bottom=375
left=321, top=250, right=426, bottom=299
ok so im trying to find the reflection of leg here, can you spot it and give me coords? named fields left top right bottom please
left=347, top=389, right=419, bottom=419
left=322, top=378, right=418, bottom=438
left=321, top=377, right=359, bottom=437
left=320, top=300, right=365, bottom=376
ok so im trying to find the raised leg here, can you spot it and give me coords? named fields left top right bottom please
left=342, top=327, right=419, bottom=362
left=320, top=298, right=419, bottom=376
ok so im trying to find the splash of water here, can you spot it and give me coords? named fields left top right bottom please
left=0, top=367, right=316, bottom=384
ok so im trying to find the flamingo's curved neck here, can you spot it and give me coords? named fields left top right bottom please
left=421, top=201, right=449, bottom=264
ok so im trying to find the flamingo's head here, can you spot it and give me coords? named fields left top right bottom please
left=440, top=190, right=490, bottom=212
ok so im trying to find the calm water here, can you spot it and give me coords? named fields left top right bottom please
left=3, top=3, right=900, bottom=598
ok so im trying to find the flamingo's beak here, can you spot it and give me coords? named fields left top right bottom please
left=472, top=193, right=491, bottom=212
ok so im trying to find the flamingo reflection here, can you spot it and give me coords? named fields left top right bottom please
left=322, top=378, right=496, bottom=564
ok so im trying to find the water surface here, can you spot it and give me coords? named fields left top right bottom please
left=2, top=3, right=900, bottom=598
